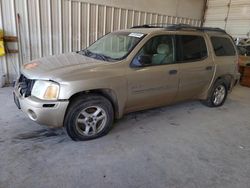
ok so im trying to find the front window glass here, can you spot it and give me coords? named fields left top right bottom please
left=80, top=32, right=145, bottom=61
left=131, top=35, right=174, bottom=67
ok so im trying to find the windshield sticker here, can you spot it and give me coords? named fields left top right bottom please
left=128, top=33, right=144, bottom=38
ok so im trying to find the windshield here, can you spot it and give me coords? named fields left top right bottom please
left=80, top=32, right=145, bottom=61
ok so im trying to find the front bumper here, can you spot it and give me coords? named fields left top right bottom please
left=13, top=88, right=69, bottom=128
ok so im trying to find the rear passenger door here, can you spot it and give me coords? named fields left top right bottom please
left=175, top=34, right=214, bottom=101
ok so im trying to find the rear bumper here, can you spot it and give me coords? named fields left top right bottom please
left=13, top=89, right=69, bottom=128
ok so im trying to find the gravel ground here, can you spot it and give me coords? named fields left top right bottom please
left=0, top=85, right=250, bottom=188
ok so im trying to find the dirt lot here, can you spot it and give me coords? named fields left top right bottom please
left=0, top=85, right=250, bottom=188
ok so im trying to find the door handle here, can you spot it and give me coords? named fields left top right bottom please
left=169, top=69, right=178, bottom=75
left=205, top=66, right=213, bottom=70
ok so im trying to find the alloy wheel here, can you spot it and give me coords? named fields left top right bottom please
left=75, top=106, right=107, bottom=136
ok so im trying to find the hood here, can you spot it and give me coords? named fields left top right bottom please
left=21, top=52, right=107, bottom=81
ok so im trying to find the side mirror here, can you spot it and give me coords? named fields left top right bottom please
left=138, top=55, right=151, bottom=66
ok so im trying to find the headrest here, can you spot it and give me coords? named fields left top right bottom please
left=157, top=44, right=170, bottom=55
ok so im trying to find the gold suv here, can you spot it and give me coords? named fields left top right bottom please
left=14, top=24, right=240, bottom=141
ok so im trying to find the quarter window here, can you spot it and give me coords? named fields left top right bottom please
left=211, top=37, right=236, bottom=56
left=176, top=35, right=208, bottom=62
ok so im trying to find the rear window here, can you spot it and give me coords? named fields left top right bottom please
left=211, top=37, right=236, bottom=56
left=176, top=35, right=208, bottom=62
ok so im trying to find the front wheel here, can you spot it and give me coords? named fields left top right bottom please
left=64, top=95, right=114, bottom=141
left=202, top=80, right=228, bottom=107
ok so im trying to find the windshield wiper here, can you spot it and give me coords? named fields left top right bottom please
left=83, top=49, right=93, bottom=56
left=77, top=49, right=92, bottom=56
left=93, top=53, right=114, bottom=61
left=79, top=49, right=114, bottom=62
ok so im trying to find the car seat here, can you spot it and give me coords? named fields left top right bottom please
left=152, top=44, right=171, bottom=65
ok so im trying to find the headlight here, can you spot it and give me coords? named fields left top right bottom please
left=31, top=80, right=60, bottom=100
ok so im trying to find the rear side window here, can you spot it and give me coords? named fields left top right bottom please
left=211, top=37, right=236, bottom=56
left=176, top=35, right=207, bottom=62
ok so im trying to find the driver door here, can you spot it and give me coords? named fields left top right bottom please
left=124, top=35, right=179, bottom=113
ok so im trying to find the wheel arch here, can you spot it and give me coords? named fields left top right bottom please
left=199, top=73, right=233, bottom=100
left=66, top=88, right=120, bottom=120
left=214, top=74, right=234, bottom=90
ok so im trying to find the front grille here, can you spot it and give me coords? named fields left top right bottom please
left=17, top=74, right=35, bottom=97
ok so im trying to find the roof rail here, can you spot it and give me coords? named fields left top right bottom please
left=131, top=24, right=157, bottom=28
left=131, top=23, right=227, bottom=33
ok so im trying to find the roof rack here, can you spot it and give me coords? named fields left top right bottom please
left=131, top=23, right=227, bottom=34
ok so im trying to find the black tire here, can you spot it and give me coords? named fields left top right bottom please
left=202, top=80, right=228, bottom=107
left=64, top=94, right=114, bottom=141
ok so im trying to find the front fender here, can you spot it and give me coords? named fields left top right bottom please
left=59, top=75, right=127, bottom=118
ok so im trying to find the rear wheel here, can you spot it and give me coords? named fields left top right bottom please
left=64, top=95, right=114, bottom=141
left=202, top=80, right=228, bottom=107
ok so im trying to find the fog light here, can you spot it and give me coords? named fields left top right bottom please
left=27, top=109, right=37, bottom=120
